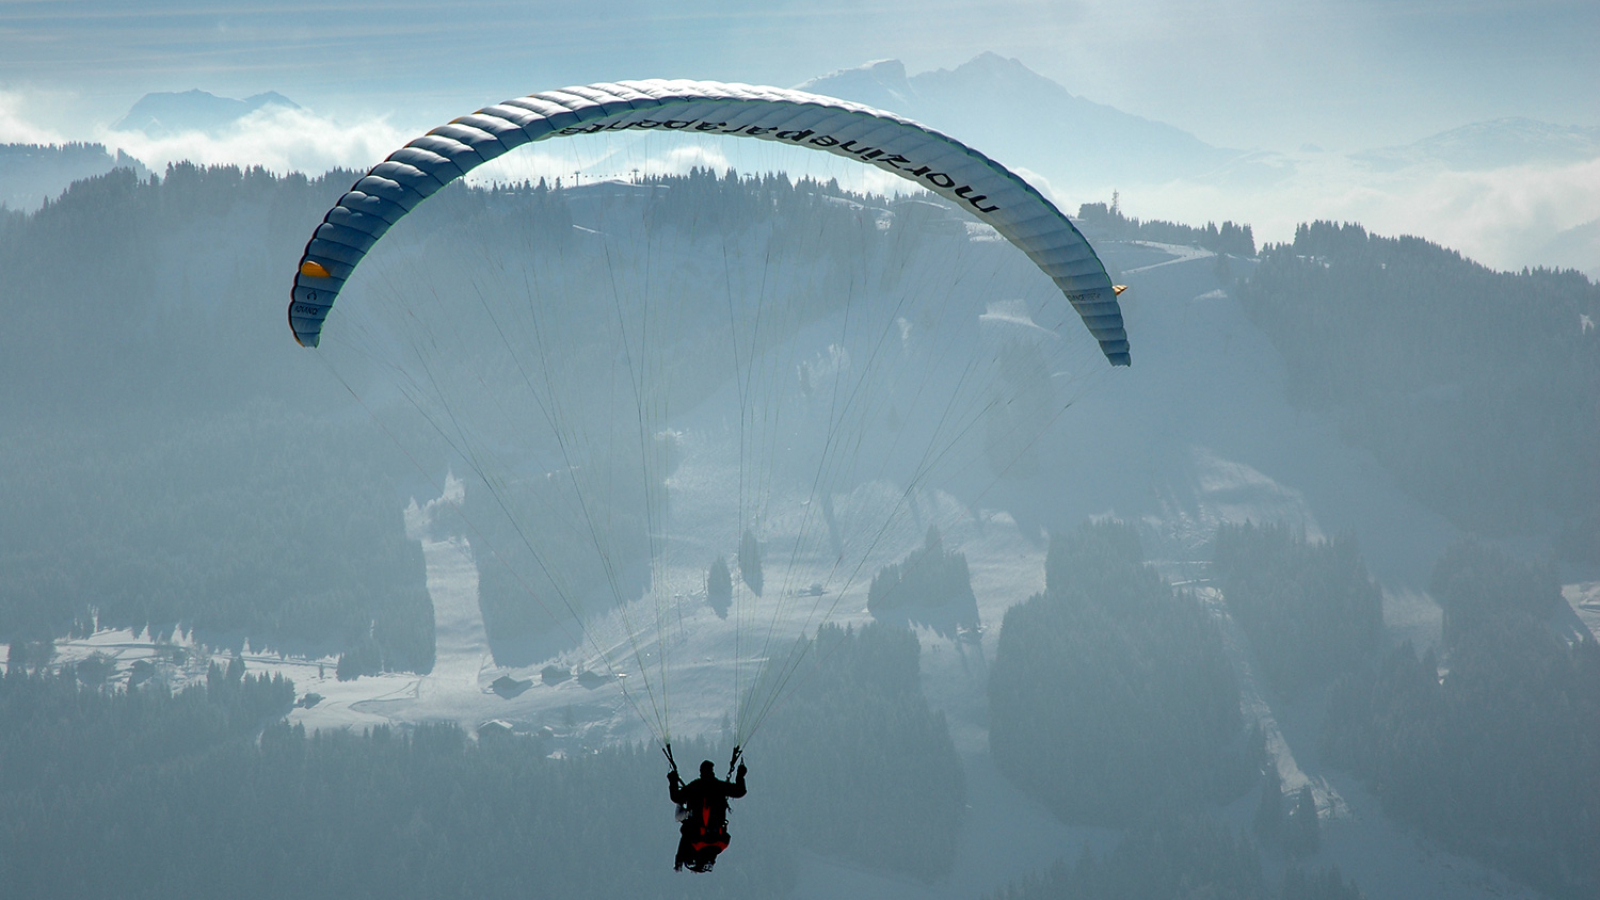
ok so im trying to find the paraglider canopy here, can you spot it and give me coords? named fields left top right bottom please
left=290, top=79, right=1130, bottom=365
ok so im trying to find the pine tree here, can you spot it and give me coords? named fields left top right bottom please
left=738, top=528, right=764, bottom=596
left=1253, top=765, right=1285, bottom=847
left=707, top=554, right=733, bottom=617
left=1285, top=785, right=1320, bottom=857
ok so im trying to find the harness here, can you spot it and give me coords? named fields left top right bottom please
left=688, top=805, right=730, bottom=853
left=664, top=742, right=742, bottom=853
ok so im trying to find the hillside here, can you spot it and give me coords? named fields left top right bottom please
left=2, top=164, right=1595, bottom=899
left=0, top=141, right=148, bottom=211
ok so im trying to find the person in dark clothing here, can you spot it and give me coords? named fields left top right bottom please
left=668, top=758, right=748, bottom=872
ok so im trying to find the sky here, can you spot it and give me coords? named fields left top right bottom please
left=2, top=0, right=1598, bottom=270
left=2, top=0, right=1595, bottom=151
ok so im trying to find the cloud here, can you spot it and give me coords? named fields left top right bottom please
left=0, top=90, right=69, bottom=144
left=98, top=104, right=409, bottom=175
left=1112, top=152, right=1600, bottom=273
left=1365, top=159, right=1600, bottom=269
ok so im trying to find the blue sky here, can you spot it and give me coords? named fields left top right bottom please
left=2, top=0, right=1596, bottom=151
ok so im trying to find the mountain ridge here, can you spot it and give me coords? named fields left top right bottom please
left=799, top=53, right=1240, bottom=188
left=1354, top=116, right=1600, bottom=170
left=112, top=88, right=300, bottom=137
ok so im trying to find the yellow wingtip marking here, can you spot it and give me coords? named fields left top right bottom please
left=300, top=260, right=332, bottom=278
left=1113, top=284, right=1128, bottom=296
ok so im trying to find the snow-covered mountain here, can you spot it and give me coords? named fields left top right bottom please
left=1353, top=116, right=1600, bottom=171
left=803, top=54, right=1600, bottom=182
left=799, top=54, right=1241, bottom=189
left=112, top=89, right=300, bottom=137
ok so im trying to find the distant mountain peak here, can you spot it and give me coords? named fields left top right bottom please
left=113, top=89, right=301, bottom=137
left=921, top=51, right=1074, bottom=99
left=1355, top=116, right=1600, bottom=170
left=801, top=53, right=1078, bottom=112
left=800, top=53, right=1234, bottom=186
left=242, top=90, right=297, bottom=110
left=797, top=59, right=917, bottom=111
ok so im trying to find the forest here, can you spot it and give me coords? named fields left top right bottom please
left=982, top=520, right=1385, bottom=898
left=989, top=816, right=1365, bottom=900
left=0, top=163, right=440, bottom=668
left=988, top=521, right=1254, bottom=825
left=1236, top=221, right=1600, bottom=554
left=0, top=406, right=433, bottom=672
left=1322, top=539, right=1598, bottom=898
left=1212, top=522, right=1384, bottom=696
left=866, top=525, right=980, bottom=637
left=1075, top=196, right=1256, bottom=257
left=0, top=162, right=937, bottom=669
left=0, top=622, right=960, bottom=898
left=0, top=141, right=148, bottom=212
left=983, top=515, right=1596, bottom=899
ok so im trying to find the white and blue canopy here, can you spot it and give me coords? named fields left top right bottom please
left=290, top=79, right=1129, bottom=365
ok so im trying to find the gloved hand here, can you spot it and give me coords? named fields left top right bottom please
left=668, top=771, right=680, bottom=785
left=737, top=763, right=748, bottom=778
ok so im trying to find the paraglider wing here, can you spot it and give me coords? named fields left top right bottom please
left=289, top=80, right=1130, bottom=365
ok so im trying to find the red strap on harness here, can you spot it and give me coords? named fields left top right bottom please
left=688, top=805, right=729, bottom=851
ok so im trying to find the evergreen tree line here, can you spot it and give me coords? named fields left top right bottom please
left=867, top=525, right=975, bottom=611
left=1253, top=766, right=1324, bottom=859
left=0, top=666, right=780, bottom=899
left=465, top=454, right=656, bottom=667
left=0, top=656, right=294, bottom=805
left=0, top=140, right=132, bottom=169
left=1075, top=199, right=1256, bottom=256
left=1427, top=536, right=1563, bottom=646
left=752, top=621, right=966, bottom=880
left=0, top=162, right=357, bottom=420
left=0, top=141, right=148, bottom=213
left=1236, top=221, right=1600, bottom=553
left=0, top=162, right=435, bottom=670
left=866, top=525, right=980, bottom=637
left=988, top=521, right=1255, bottom=826
left=1212, top=522, right=1383, bottom=696
left=989, top=816, right=1364, bottom=900
left=0, top=406, right=433, bottom=673
left=1321, top=539, right=1600, bottom=899
left=0, top=620, right=963, bottom=897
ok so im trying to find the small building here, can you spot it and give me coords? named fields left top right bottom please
left=491, top=674, right=532, bottom=698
